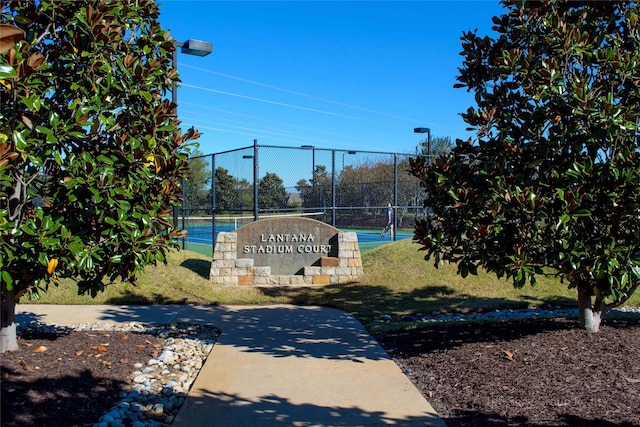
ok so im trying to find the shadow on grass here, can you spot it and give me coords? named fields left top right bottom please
left=179, top=258, right=210, bottom=280
left=105, top=292, right=190, bottom=305
left=257, top=282, right=577, bottom=331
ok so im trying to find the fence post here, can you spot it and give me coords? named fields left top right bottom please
left=393, top=154, right=398, bottom=241
left=211, top=153, right=216, bottom=257
left=181, top=177, right=186, bottom=249
left=331, top=149, right=336, bottom=226
left=253, top=139, right=259, bottom=221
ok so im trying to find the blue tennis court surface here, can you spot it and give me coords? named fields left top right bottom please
left=183, top=224, right=412, bottom=254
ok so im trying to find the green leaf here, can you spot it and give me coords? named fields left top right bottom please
left=12, top=129, right=27, bottom=151
left=21, top=223, right=38, bottom=236
left=0, top=64, right=17, bottom=78
left=36, top=126, right=57, bottom=143
left=1, top=270, right=13, bottom=289
left=53, top=150, right=63, bottom=165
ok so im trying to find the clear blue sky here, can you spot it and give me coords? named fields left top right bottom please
left=158, top=1, right=504, bottom=156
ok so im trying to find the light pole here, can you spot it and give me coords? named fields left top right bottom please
left=342, top=150, right=356, bottom=169
left=301, top=145, right=316, bottom=185
left=414, top=127, right=431, bottom=164
left=171, top=39, right=212, bottom=239
left=301, top=145, right=316, bottom=209
left=414, top=127, right=432, bottom=224
left=240, top=140, right=259, bottom=221
left=172, top=39, right=213, bottom=114
left=242, top=153, right=254, bottom=217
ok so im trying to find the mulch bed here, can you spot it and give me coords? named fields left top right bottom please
left=376, top=317, right=640, bottom=427
left=1, top=317, right=639, bottom=427
left=1, top=330, right=164, bottom=427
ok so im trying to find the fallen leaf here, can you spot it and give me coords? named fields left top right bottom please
left=136, top=345, right=146, bottom=349
left=75, top=350, right=84, bottom=356
left=502, top=350, right=515, bottom=361
left=96, top=344, right=108, bottom=352
left=101, top=360, right=111, bottom=366
left=121, top=335, right=129, bottom=341
left=95, top=353, right=103, bottom=358
left=56, top=357, right=62, bottom=361
left=502, top=385, right=509, bottom=391
left=32, top=345, right=48, bottom=353
left=624, top=377, right=640, bottom=384
left=145, top=340, right=152, bottom=345
left=20, top=360, right=32, bottom=371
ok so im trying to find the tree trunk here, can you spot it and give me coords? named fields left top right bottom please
left=0, top=290, right=18, bottom=353
left=577, top=287, right=602, bottom=332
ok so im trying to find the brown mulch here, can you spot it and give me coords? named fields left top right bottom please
left=1, top=329, right=165, bottom=427
left=1, top=318, right=639, bottom=427
left=376, top=317, right=640, bottom=427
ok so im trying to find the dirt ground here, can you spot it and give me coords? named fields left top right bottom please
left=1, top=317, right=639, bottom=427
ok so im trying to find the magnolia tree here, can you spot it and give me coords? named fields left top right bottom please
left=0, top=1, right=200, bottom=352
left=410, top=0, right=640, bottom=332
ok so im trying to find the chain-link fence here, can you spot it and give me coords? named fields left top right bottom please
left=179, top=141, right=429, bottom=255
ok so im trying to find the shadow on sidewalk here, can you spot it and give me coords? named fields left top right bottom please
left=177, top=389, right=444, bottom=427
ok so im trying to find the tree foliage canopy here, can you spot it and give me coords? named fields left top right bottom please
left=0, top=0, right=199, bottom=303
left=410, top=0, right=640, bottom=330
left=214, top=166, right=251, bottom=213
left=258, top=172, right=287, bottom=210
left=416, top=135, right=453, bottom=160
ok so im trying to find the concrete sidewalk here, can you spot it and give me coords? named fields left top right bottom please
left=16, top=304, right=446, bottom=427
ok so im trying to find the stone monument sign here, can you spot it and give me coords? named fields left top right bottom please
left=210, top=217, right=363, bottom=286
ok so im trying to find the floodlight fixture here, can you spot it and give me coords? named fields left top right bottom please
left=180, top=39, right=213, bottom=57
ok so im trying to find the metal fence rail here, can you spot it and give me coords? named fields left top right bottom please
left=179, top=140, right=428, bottom=254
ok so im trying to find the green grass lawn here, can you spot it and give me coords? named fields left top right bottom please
left=24, top=239, right=640, bottom=332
